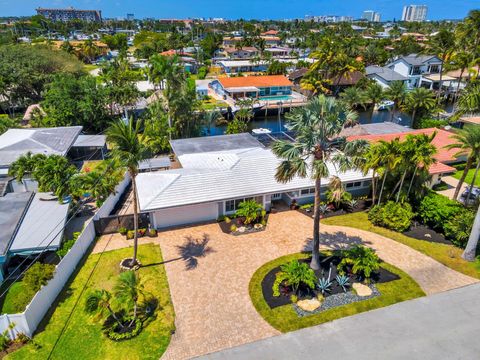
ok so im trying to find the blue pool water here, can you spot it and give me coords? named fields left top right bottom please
left=259, top=95, right=295, bottom=101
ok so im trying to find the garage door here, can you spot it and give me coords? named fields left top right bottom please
left=152, top=202, right=218, bottom=228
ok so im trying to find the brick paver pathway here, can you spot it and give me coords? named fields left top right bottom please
left=93, top=211, right=477, bottom=360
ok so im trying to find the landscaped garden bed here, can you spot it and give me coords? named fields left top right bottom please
left=217, top=199, right=268, bottom=236
left=403, top=221, right=451, bottom=245
left=250, top=251, right=425, bottom=332
left=296, top=198, right=371, bottom=220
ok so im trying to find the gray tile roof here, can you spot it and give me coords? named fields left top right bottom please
left=0, top=192, right=33, bottom=255
left=366, top=65, right=408, bottom=82
left=73, top=135, right=106, bottom=148
left=170, top=133, right=264, bottom=156
left=393, top=54, right=441, bottom=66
left=0, top=126, right=82, bottom=167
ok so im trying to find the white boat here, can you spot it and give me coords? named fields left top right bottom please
left=377, top=100, right=395, bottom=111
left=252, top=128, right=272, bottom=135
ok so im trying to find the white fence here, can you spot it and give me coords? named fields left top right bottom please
left=0, top=173, right=131, bottom=339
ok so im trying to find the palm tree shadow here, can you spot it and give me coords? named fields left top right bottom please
left=303, top=231, right=369, bottom=252
left=175, top=234, right=215, bottom=270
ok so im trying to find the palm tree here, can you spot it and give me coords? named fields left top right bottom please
left=114, top=271, right=145, bottom=325
left=32, top=155, right=77, bottom=199
left=361, top=143, right=382, bottom=205
left=445, top=127, right=480, bottom=200
left=406, top=133, right=438, bottom=197
left=384, top=81, right=407, bottom=122
left=107, top=119, right=151, bottom=268
left=272, top=95, right=367, bottom=270
left=339, top=87, right=367, bottom=111
left=457, top=84, right=480, bottom=115
left=85, top=289, right=125, bottom=330
left=376, top=139, right=402, bottom=205
left=79, top=39, right=100, bottom=64
left=427, top=28, right=455, bottom=100
left=403, top=88, right=437, bottom=128
left=203, top=110, right=223, bottom=135
left=462, top=203, right=480, bottom=261
left=446, top=51, right=472, bottom=103
left=8, top=152, right=46, bottom=182
left=364, top=82, right=384, bottom=122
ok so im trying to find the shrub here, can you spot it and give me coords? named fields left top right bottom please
left=337, top=246, right=380, bottom=279
left=126, top=230, right=135, bottom=239
left=235, top=200, right=263, bottom=224
left=273, top=260, right=317, bottom=295
left=118, top=227, right=127, bottom=235
left=300, top=203, right=313, bottom=210
left=290, top=294, right=298, bottom=303
left=56, top=232, right=80, bottom=258
left=23, top=262, right=56, bottom=294
left=416, top=118, right=448, bottom=129
left=147, top=229, right=157, bottom=237
left=443, top=210, right=475, bottom=248
left=368, top=201, right=414, bottom=232
left=230, top=224, right=237, bottom=232
left=418, top=192, right=463, bottom=231
left=105, top=317, right=143, bottom=341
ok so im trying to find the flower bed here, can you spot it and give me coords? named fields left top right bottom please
left=403, top=221, right=451, bottom=245
left=218, top=213, right=270, bottom=236
left=297, top=199, right=371, bottom=220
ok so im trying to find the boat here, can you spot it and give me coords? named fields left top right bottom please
left=377, top=100, right=395, bottom=111
left=252, top=128, right=272, bottom=135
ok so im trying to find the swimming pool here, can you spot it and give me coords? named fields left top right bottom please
left=259, top=95, right=294, bottom=101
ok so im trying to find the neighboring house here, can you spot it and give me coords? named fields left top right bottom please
left=261, top=30, right=279, bottom=37
left=195, top=83, right=209, bottom=99
left=261, top=36, right=282, bottom=47
left=0, top=191, right=69, bottom=281
left=221, top=46, right=259, bottom=59
left=348, top=128, right=465, bottom=185
left=222, top=36, right=243, bottom=47
left=210, top=75, right=293, bottom=100
left=287, top=68, right=309, bottom=86
left=136, top=133, right=371, bottom=229
left=387, top=54, right=442, bottom=89
left=217, top=59, right=268, bottom=74
left=366, top=65, right=408, bottom=89
left=70, top=134, right=107, bottom=161
left=264, top=46, right=293, bottom=58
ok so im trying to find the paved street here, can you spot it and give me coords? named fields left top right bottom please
left=200, top=283, right=480, bottom=360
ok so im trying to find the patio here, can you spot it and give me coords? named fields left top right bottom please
left=93, top=211, right=477, bottom=360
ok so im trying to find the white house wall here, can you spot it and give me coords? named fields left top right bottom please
left=151, top=202, right=219, bottom=228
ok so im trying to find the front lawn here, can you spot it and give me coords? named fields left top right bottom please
left=249, top=252, right=425, bottom=333
left=8, top=244, right=175, bottom=360
left=453, top=164, right=480, bottom=187
left=322, top=212, right=480, bottom=279
left=0, top=281, right=31, bottom=315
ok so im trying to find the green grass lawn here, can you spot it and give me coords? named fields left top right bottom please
left=249, top=252, right=425, bottom=333
left=0, top=281, right=33, bottom=315
left=8, top=244, right=175, bottom=360
left=322, top=212, right=480, bottom=279
left=453, top=165, right=480, bottom=187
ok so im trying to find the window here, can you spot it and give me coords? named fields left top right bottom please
left=429, top=65, right=440, bottom=74
left=411, top=66, right=422, bottom=75
left=225, top=197, right=254, bottom=213
left=300, top=188, right=315, bottom=196
left=346, top=182, right=362, bottom=189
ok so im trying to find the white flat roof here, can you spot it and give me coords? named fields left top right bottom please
left=225, top=86, right=260, bottom=92
left=219, top=60, right=268, bottom=67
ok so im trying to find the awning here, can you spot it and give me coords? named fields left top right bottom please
left=224, top=86, right=260, bottom=93
left=423, top=74, right=456, bottom=82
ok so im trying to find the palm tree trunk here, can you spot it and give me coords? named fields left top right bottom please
left=407, top=166, right=418, bottom=197
left=436, top=60, right=444, bottom=101
left=411, top=108, right=417, bottom=128
left=390, top=103, right=396, bottom=122
left=310, top=177, right=322, bottom=270
left=396, top=169, right=408, bottom=203
left=131, top=173, right=139, bottom=267
left=108, top=305, right=126, bottom=329
left=378, top=170, right=388, bottom=205
left=467, top=160, right=480, bottom=201
left=370, top=102, right=375, bottom=122
left=371, top=170, right=376, bottom=205
left=462, top=202, right=480, bottom=261
left=454, top=156, right=473, bottom=200
left=454, top=68, right=465, bottom=104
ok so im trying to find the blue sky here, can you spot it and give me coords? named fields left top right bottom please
left=1, top=0, right=479, bottom=20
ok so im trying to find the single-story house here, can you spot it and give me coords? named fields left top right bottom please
left=136, top=133, right=372, bottom=229
left=218, top=59, right=268, bottom=74
left=287, top=68, right=309, bottom=86
left=348, top=128, right=465, bottom=185
left=366, top=65, right=408, bottom=89
left=0, top=191, right=69, bottom=281
left=221, top=46, right=259, bottom=59
left=210, top=75, right=293, bottom=100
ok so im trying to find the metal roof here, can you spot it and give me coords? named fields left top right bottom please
left=0, top=192, right=33, bottom=256
left=139, top=157, right=171, bottom=171
left=0, top=126, right=82, bottom=167
left=366, top=65, right=408, bottom=82
left=170, top=133, right=264, bottom=156
left=390, top=54, right=441, bottom=66
left=9, top=193, right=70, bottom=254
left=73, top=135, right=106, bottom=148
left=137, top=147, right=370, bottom=211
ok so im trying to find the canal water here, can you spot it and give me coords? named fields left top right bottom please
left=204, top=109, right=412, bottom=136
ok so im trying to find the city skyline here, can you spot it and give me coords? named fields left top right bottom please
left=0, top=0, right=478, bottom=20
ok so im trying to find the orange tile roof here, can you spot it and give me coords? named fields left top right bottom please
left=218, top=75, right=293, bottom=89
left=348, top=128, right=462, bottom=175
left=261, top=30, right=279, bottom=35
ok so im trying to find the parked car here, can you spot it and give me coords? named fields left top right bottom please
left=460, top=187, right=480, bottom=204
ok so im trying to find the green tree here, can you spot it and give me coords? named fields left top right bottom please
left=0, top=115, right=17, bottom=135
left=32, top=155, right=77, bottom=199
left=457, top=84, right=480, bottom=115
left=142, top=102, right=171, bottom=154
left=462, top=204, right=480, bottom=261
left=339, top=87, right=367, bottom=111
left=8, top=152, right=47, bottom=182
left=384, top=81, right=407, bottom=122
left=364, top=82, right=384, bottom=122
left=403, top=88, right=437, bottom=128
left=107, top=119, right=151, bottom=268
left=114, top=271, right=145, bottom=324
left=376, top=139, right=402, bottom=205
left=272, top=95, right=367, bottom=269
left=85, top=290, right=126, bottom=330
left=445, top=127, right=480, bottom=200
left=427, top=28, right=455, bottom=100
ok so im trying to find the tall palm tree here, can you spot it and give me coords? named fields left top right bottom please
left=339, top=87, right=367, bottom=111
left=384, top=81, right=407, bottom=122
left=107, top=119, right=151, bottom=268
left=85, top=289, right=125, bottom=330
left=403, top=88, right=437, bottom=128
left=114, top=271, right=145, bottom=325
left=8, top=152, right=46, bottom=182
left=406, top=133, right=438, bottom=197
left=445, top=127, right=480, bottom=200
left=462, top=203, right=480, bottom=261
left=272, top=95, right=367, bottom=270
left=203, top=110, right=223, bottom=135
left=457, top=84, right=480, bottom=115
left=427, top=28, right=455, bottom=100
left=361, top=143, right=382, bottom=205
left=364, top=82, right=384, bottom=122
left=376, top=139, right=402, bottom=205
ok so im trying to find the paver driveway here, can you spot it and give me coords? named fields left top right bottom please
left=93, top=211, right=477, bottom=360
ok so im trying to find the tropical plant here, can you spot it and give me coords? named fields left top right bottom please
left=339, top=87, right=367, bottom=111
left=443, top=210, right=475, bottom=248
left=364, top=82, right=384, bottom=122
left=403, top=88, right=437, bottom=128
left=417, top=192, right=463, bottom=231
left=234, top=199, right=263, bottom=225
left=335, top=274, right=350, bottom=292
left=325, top=176, right=352, bottom=209
left=8, top=152, right=47, bottom=182
left=107, top=119, right=151, bottom=267
left=368, top=201, right=414, bottom=232
left=85, top=289, right=126, bottom=331
left=376, top=139, right=402, bottom=205
left=31, top=155, right=77, bottom=199
left=226, top=118, right=249, bottom=134
left=384, top=81, right=407, bottom=122
left=317, top=276, right=333, bottom=295
left=275, top=260, right=317, bottom=294
left=427, top=28, right=455, bottom=100
left=23, top=262, right=56, bottom=295
left=114, top=271, right=145, bottom=325
left=56, top=232, right=80, bottom=258
left=337, top=246, right=380, bottom=279
left=457, top=84, right=480, bottom=115
left=272, top=95, right=367, bottom=269
left=445, top=127, right=480, bottom=200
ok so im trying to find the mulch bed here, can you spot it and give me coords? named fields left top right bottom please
left=218, top=214, right=270, bottom=236
left=403, top=221, right=451, bottom=245
left=261, top=255, right=399, bottom=309
left=296, top=199, right=371, bottom=220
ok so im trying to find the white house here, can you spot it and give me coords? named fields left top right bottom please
left=366, top=65, right=408, bottom=89
left=387, top=54, right=443, bottom=89
left=136, top=134, right=372, bottom=229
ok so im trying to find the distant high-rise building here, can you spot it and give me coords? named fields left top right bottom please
left=362, top=10, right=381, bottom=22
left=304, top=15, right=353, bottom=23
left=402, top=5, right=428, bottom=22
left=127, top=13, right=135, bottom=21
left=36, top=7, right=102, bottom=22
